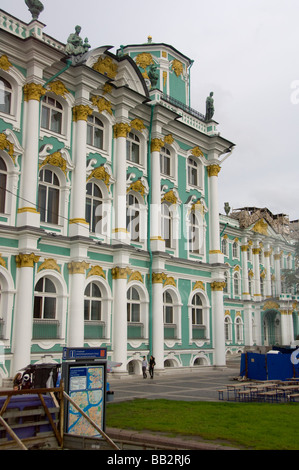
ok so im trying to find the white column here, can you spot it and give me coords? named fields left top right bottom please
left=207, top=164, right=223, bottom=264
left=69, top=105, right=92, bottom=237
left=264, top=245, right=272, bottom=298
left=112, top=123, right=131, bottom=243
left=244, top=306, right=254, bottom=346
left=17, top=83, right=45, bottom=227
left=211, top=281, right=226, bottom=366
left=12, top=253, right=40, bottom=374
left=252, top=245, right=261, bottom=301
left=150, top=138, right=164, bottom=251
left=280, top=310, right=294, bottom=345
left=112, top=267, right=130, bottom=373
left=67, top=261, right=89, bottom=347
left=241, top=243, right=250, bottom=300
left=152, top=273, right=165, bottom=370
left=274, top=249, right=282, bottom=297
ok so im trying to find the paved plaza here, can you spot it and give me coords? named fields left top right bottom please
left=108, top=361, right=241, bottom=403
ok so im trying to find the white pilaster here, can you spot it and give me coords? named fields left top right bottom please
left=150, top=138, right=165, bottom=252
left=207, top=164, right=223, bottom=264
left=252, top=244, right=261, bottom=301
left=112, top=266, right=130, bottom=373
left=241, top=242, right=250, bottom=300
left=211, top=280, right=226, bottom=366
left=152, top=273, right=165, bottom=370
left=264, top=245, right=272, bottom=298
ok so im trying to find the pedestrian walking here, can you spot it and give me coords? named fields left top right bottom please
left=142, top=356, right=147, bottom=378
left=149, top=355, right=156, bottom=379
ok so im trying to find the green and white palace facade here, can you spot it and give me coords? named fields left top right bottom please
left=0, top=7, right=298, bottom=382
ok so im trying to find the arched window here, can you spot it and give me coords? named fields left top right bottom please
left=126, top=132, right=140, bottom=164
left=232, top=241, right=238, bottom=258
left=235, top=317, right=243, bottom=342
left=0, top=156, right=7, bottom=213
left=87, top=115, right=104, bottom=149
left=221, top=238, right=228, bottom=256
left=224, top=316, right=232, bottom=341
left=163, top=291, right=173, bottom=324
left=127, top=287, right=140, bottom=323
left=161, top=202, right=172, bottom=248
left=223, top=271, right=229, bottom=294
left=86, top=181, right=103, bottom=234
left=38, top=169, right=60, bottom=224
left=233, top=272, right=240, bottom=296
left=192, top=293, right=203, bottom=325
left=160, top=146, right=171, bottom=176
left=84, top=282, right=102, bottom=321
left=187, top=157, right=199, bottom=186
left=0, top=77, right=12, bottom=115
left=33, top=277, right=56, bottom=320
left=189, top=212, right=200, bottom=254
left=126, top=193, right=140, bottom=242
left=41, top=95, right=63, bottom=134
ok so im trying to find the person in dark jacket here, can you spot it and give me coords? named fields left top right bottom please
left=149, top=356, right=156, bottom=379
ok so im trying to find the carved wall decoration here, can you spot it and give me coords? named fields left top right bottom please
left=47, top=80, right=69, bottom=98
left=92, top=56, right=118, bottom=78
left=193, top=280, right=205, bottom=291
left=135, top=52, right=154, bottom=70
left=38, top=258, right=61, bottom=273
left=0, top=133, right=15, bottom=163
left=91, top=95, right=113, bottom=115
left=191, top=146, right=204, bottom=158
left=39, top=151, right=67, bottom=175
left=87, top=265, right=106, bottom=279
left=0, top=54, right=12, bottom=71
left=128, top=271, right=143, bottom=283
left=252, top=219, right=268, bottom=236
left=171, top=59, right=184, bottom=77
left=87, top=165, right=110, bottom=188
left=130, top=118, right=145, bottom=132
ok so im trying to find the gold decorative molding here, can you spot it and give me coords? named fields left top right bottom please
left=248, top=269, right=254, bottom=278
left=151, top=138, right=164, bottom=152
left=16, top=253, right=40, bottom=268
left=72, top=105, right=93, bottom=122
left=0, top=133, right=15, bottom=163
left=233, top=265, right=240, bottom=272
left=171, top=59, right=183, bottom=77
left=23, top=83, right=46, bottom=101
left=193, top=281, right=205, bottom=291
left=164, top=276, right=176, bottom=287
left=47, top=80, right=69, bottom=98
left=17, top=207, right=39, bottom=214
left=163, top=71, right=167, bottom=87
left=191, top=199, right=205, bottom=215
left=191, top=146, right=204, bottom=158
left=161, top=190, right=177, bottom=205
left=128, top=271, right=143, bottom=283
left=127, top=179, right=146, bottom=197
left=92, top=56, right=118, bottom=78
left=207, top=164, right=221, bottom=177
left=152, top=272, right=167, bottom=284
left=91, top=95, right=112, bottom=115
left=211, top=281, right=226, bottom=291
left=225, top=310, right=231, bottom=316
left=262, top=300, right=279, bottom=310
left=252, top=219, right=268, bottom=236
left=130, top=118, right=145, bottom=132
left=68, top=260, right=90, bottom=274
left=87, top=166, right=110, bottom=187
left=264, top=251, right=271, bottom=257
left=113, top=122, right=131, bottom=139
left=103, top=83, right=113, bottom=95
left=164, top=134, right=174, bottom=145
left=135, top=52, right=154, bottom=70
left=111, top=266, right=132, bottom=280
left=69, top=218, right=89, bottom=225
left=209, top=250, right=222, bottom=254
left=241, top=245, right=248, bottom=252
left=38, top=258, right=61, bottom=273
left=252, top=248, right=261, bottom=255
left=274, top=252, right=282, bottom=260
left=0, top=255, right=6, bottom=269
left=0, top=54, right=12, bottom=71
left=39, top=151, right=67, bottom=175
left=87, top=265, right=106, bottom=279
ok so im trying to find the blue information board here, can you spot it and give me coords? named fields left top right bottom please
left=63, top=347, right=107, bottom=361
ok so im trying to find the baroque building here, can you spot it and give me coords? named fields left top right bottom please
left=0, top=6, right=297, bottom=382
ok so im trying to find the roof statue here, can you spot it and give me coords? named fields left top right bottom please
left=205, top=91, right=214, bottom=121
left=25, top=0, right=44, bottom=20
left=65, top=25, right=91, bottom=59
left=148, top=63, right=159, bottom=89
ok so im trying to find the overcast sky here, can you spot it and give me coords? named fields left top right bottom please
left=2, top=0, right=299, bottom=221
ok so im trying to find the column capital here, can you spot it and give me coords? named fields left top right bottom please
left=113, top=122, right=131, bottom=139
left=72, top=104, right=93, bottom=122
left=23, top=83, right=46, bottom=101
left=16, top=253, right=40, bottom=268
left=68, top=260, right=90, bottom=274
left=152, top=272, right=167, bottom=284
left=207, top=164, right=221, bottom=177
left=151, top=138, right=164, bottom=153
left=112, top=266, right=132, bottom=279
left=211, top=281, right=226, bottom=291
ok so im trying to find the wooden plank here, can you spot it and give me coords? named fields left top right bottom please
left=0, top=415, right=27, bottom=450
left=38, top=393, right=62, bottom=447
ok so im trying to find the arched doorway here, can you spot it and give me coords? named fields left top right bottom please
left=263, top=309, right=281, bottom=346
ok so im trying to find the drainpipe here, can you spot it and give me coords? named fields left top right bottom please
left=147, top=104, right=155, bottom=356
left=188, top=60, right=194, bottom=108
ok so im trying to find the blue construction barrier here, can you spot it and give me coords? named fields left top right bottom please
left=240, top=349, right=299, bottom=381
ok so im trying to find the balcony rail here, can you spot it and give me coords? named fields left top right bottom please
left=161, top=93, right=206, bottom=122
